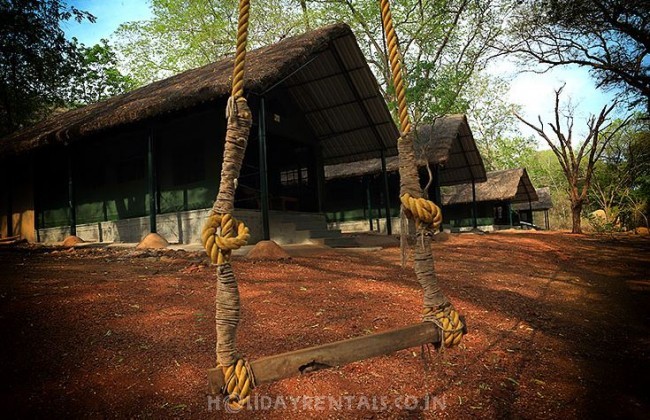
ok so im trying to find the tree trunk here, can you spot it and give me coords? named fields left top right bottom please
left=571, top=200, right=583, bottom=234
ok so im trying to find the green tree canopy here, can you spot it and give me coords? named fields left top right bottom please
left=115, top=0, right=514, bottom=124
left=65, top=39, right=136, bottom=107
left=0, top=0, right=94, bottom=136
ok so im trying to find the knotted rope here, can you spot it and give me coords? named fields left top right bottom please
left=423, top=304, right=464, bottom=348
left=204, top=0, right=256, bottom=407
left=222, top=358, right=256, bottom=409
left=202, top=214, right=250, bottom=265
left=380, top=0, right=464, bottom=348
left=400, top=192, right=442, bottom=232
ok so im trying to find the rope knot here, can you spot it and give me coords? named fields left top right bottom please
left=423, top=304, right=464, bottom=348
left=202, top=213, right=250, bottom=265
left=400, top=193, right=443, bottom=231
left=226, top=95, right=252, bottom=124
left=220, top=358, right=255, bottom=410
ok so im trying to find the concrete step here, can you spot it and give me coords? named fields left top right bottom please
left=269, top=212, right=343, bottom=245
left=299, top=229, right=343, bottom=239
left=288, top=229, right=342, bottom=243
left=321, top=236, right=359, bottom=248
left=271, top=213, right=328, bottom=224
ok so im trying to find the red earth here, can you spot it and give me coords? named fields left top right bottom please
left=0, top=231, right=648, bottom=418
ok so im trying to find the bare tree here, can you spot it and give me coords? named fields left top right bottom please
left=515, top=85, right=628, bottom=233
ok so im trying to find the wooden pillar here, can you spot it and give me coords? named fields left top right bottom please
left=507, top=202, right=513, bottom=226
left=5, top=162, right=13, bottom=237
left=32, top=158, right=39, bottom=242
left=365, top=177, right=374, bottom=231
left=314, top=144, right=325, bottom=213
left=147, top=129, right=157, bottom=233
left=432, top=164, right=442, bottom=206
left=67, top=148, right=76, bottom=236
left=258, top=96, right=271, bottom=240
left=471, top=179, right=478, bottom=229
left=380, top=150, right=392, bottom=235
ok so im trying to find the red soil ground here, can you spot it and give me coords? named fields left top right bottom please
left=0, top=232, right=648, bottom=419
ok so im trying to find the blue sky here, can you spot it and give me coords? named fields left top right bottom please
left=62, top=1, right=621, bottom=141
left=62, top=0, right=152, bottom=46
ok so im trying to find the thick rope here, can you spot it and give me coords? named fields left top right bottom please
left=380, top=0, right=463, bottom=347
left=401, top=192, right=442, bottom=232
left=231, top=0, right=250, bottom=99
left=380, top=0, right=410, bottom=135
left=202, top=214, right=250, bottom=266
left=423, top=305, right=464, bottom=348
left=204, top=0, right=255, bottom=406
left=222, top=358, right=256, bottom=409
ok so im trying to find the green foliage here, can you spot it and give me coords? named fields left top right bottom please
left=587, top=210, right=622, bottom=233
left=465, top=74, right=537, bottom=171
left=115, top=0, right=511, bottom=124
left=590, top=116, right=650, bottom=228
left=0, top=0, right=95, bottom=136
left=115, top=0, right=308, bottom=86
left=523, top=149, right=574, bottom=229
left=66, top=39, right=136, bottom=107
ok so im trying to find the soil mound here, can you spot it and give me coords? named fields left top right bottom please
left=136, top=233, right=169, bottom=249
left=62, top=235, right=84, bottom=247
left=246, top=240, right=291, bottom=260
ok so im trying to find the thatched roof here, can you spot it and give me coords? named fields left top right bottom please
left=442, top=168, right=538, bottom=205
left=512, top=187, right=553, bottom=210
left=324, top=114, right=487, bottom=186
left=0, top=24, right=399, bottom=164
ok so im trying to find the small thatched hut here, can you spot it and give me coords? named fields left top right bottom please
left=512, top=187, right=553, bottom=229
left=324, top=114, right=487, bottom=233
left=442, top=168, right=538, bottom=231
left=0, top=24, right=399, bottom=245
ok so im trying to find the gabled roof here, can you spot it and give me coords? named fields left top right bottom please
left=512, top=187, right=553, bottom=210
left=324, top=114, right=487, bottom=186
left=0, top=24, right=399, bottom=165
left=442, top=168, right=538, bottom=205
left=413, top=115, right=487, bottom=184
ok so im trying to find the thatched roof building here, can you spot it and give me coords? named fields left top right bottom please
left=0, top=23, right=398, bottom=165
left=442, top=168, right=538, bottom=205
left=512, top=187, right=553, bottom=210
left=1, top=23, right=410, bottom=244
left=324, top=114, right=486, bottom=185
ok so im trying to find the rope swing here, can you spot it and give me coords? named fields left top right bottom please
left=203, top=0, right=465, bottom=406
left=379, top=0, right=464, bottom=347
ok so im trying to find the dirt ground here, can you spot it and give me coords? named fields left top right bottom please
left=0, top=232, right=649, bottom=419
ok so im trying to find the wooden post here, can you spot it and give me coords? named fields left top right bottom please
left=208, top=320, right=465, bottom=393
left=258, top=96, right=271, bottom=240
left=432, top=164, right=442, bottom=205
left=380, top=150, right=392, bottom=235
left=507, top=202, right=513, bottom=226
left=314, top=144, right=325, bottom=213
left=5, top=161, right=13, bottom=237
left=147, top=129, right=157, bottom=233
left=366, top=177, right=374, bottom=231
left=471, top=179, right=478, bottom=229
left=67, top=148, right=76, bottom=236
